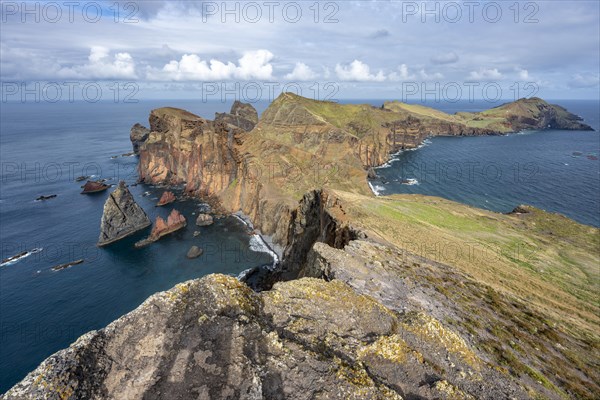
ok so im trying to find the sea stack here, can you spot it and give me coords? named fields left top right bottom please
left=97, top=181, right=151, bottom=246
left=135, top=209, right=187, bottom=248
left=156, top=191, right=176, bottom=206
left=130, top=123, right=150, bottom=154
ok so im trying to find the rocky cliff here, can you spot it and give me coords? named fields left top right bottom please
left=135, top=94, right=593, bottom=251
left=6, top=188, right=599, bottom=399
left=97, top=181, right=151, bottom=246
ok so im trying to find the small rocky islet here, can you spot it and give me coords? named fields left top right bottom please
left=80, top=180, right=110, bottom=194
left=6, top=96, right=599, bottom=399
left=134, top=209, right=187, bottom=248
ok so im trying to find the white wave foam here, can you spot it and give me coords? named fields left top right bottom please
left=237, top=267, right=255, bottom=281
left=401, top=178, right=419, bottom=186
left=249, top=234, right=279, bottom=270
left=232, top=213, right=254, bottom=230
left=368, top=181, right=385, bottom=196
left=1, top=248, right=43, bottom=267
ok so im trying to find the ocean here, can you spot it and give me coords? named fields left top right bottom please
left=0, top=100, right=274, bottom=392
left=1, top=98, right=598, bottom=392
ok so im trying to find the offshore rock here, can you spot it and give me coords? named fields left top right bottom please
left=156, top=191, right=175, bottom=206
left=135, top=209, right=187, bottom=248
left=186, top=245, right=203, bottom=259
left=195, top=213, right=214, bottom=226
left=81, top=180, right=109, bottom=194
left=130, top=123, right=150, bottom=154
left=97, top=181, right=151, bottom=246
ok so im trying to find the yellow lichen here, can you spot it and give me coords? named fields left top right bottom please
left=358, top=335, right=410, bottom=364
left=401, top=312, right=480, bottom=369
left=433, top=379, right=474, bottom=399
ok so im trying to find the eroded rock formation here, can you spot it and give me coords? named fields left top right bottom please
left=97, top=181, right=151, bottom=246
left=135, top=209, right=186, bottom=248
left=130, top=123, right=150, bottom=154
left=156, top=191, right=175, bottom=206
left=195, top=213, right=213, bottom=226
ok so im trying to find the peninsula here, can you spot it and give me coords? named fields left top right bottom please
left=5, top=96, right=597, bottom=400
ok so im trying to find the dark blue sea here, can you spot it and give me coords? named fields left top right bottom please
left=0, top=100, right=274, bottom=392
left=1, top=99, right=598, bottom=392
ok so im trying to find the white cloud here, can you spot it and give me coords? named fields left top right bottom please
left=149, top=49, right=274, bottom=81
left=57, top=47, right=137, bottom=79
left=568, top=73, right=600, bottom=88
left=516, top=68, right=530, bottom=80
left=419, top=69, right=444, bottom=81
left=388, top=64, right=414, bottom=81
left=431, top=51, right=459, bottom=64
left=284, top=62, right=318, bottom=81
left=335, top=60, right=386, bottom=82
left=468, top=68, right=503, bottom=80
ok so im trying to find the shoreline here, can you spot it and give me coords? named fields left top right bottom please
left=231, top=211, right=282, bottom=267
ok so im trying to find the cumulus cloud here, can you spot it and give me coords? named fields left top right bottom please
left=284, top=62, right=318, bottom=81
left=468, top=68, right=503, bottom=80
left=568, top=73, right=600, bottom=88
left=419, top=69, right=444, bottom=80
left=431, top=51, right=459, bottom=64
left=149, top=49, right=274, bottom=81
left=335, top=60, right=386, bottom=82
left=517, top=68, right=530, bottom=80
left=388, top=64, right=414, bottom=81
left=57, top=46, right=137, bottom=79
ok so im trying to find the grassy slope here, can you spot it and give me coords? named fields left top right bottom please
left=330, top=189, right=600, bottom=398
left=237, top=94, right=599, bottom=397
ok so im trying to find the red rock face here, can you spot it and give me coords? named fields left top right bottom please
left=81, top=180, right=109, bottom=194
left=149, top=209, right=186, bottom=240
left=156, top=191, right=176, bottom=206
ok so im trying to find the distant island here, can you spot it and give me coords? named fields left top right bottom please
left=5, top=96, right=598, bottom=399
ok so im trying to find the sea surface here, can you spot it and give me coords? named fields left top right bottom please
left=1, top=98, right=598, bottom=392
left=366, top=100, right=600, bottom=227
left=0, top=100, right=273, bottom=392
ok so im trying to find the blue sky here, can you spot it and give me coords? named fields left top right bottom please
left=1, top=1, right=599, bottom=101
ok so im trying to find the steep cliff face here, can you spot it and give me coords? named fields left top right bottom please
left=137, top=107, right=239, bottom=196
left=135, top=94, right=594, bottom=251
left=130, top=123, right=150, bottom=154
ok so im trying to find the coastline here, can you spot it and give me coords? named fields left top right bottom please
left=231, top=211, right=282, bottom=267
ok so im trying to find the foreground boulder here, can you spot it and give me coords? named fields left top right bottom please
left=3, top=274, right=530, bottom=399
left=97, top=181, right=151, bottom=246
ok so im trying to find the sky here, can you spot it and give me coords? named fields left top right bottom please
left=1, top=0, right=599, bottom=102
